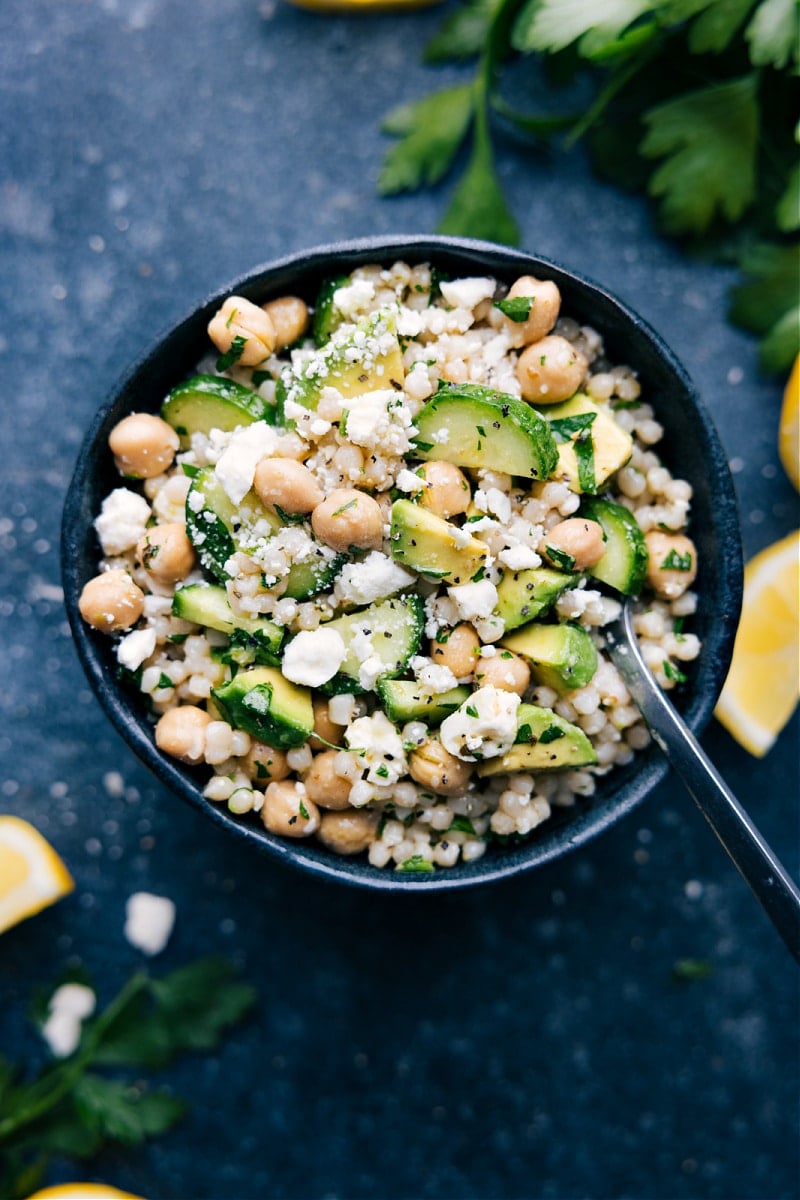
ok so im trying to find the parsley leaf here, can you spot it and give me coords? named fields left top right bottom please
left=495, top=295, right=534, bottom=322
left=687, top=0, right=755, bottom=54
left=745, top=0, right=799, bottom=68
left=729, top=242, right=800, bottom=371
left=640, top=74, right=759, bottom=234
left=513, top=0, right=654, bottom=58
left=73, top=1075, right=185, bottom=1145
left=215, top=334, right=248, bottom=372
left=424, top=0, right=503, bottom=62
left=438, top=97, right=520, bottom=244
left=379, top=86, right=474, bottom=195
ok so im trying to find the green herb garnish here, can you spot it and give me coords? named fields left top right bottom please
left=215, top=334, right=248, bottom=372
left=447, top=816, right=476, bottom=835
left=661, top=549, right=693, bottom=571
left=671, top=958, right=713, bottom=982
left=156, top=673, right=174, bottom=690
left=332, top=498, right=358, bottom=517
left=465, top=704, right=479, bottom=718
left=0, top=959, right=255, bottom=1199
left=663, top=659, right=688, bottom=684
left=546, top=545, right=576, bottom=572
left=395, top=855, right=435, bottom=873
left=494, top=295, right=534, bottom=322
left=539, top=726, right=565, bottom=744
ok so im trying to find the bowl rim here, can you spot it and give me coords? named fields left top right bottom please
left=61, top=234, right=743, bottom=892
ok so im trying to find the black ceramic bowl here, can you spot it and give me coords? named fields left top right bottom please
left=62, top=235, right=742, bottom=891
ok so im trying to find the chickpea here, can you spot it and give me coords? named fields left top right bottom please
left=253, top=457, right=323, bottom=514
left=108, top=413, right=179, bottom=479
left=302, top=750, right=352, bottom=810
left=645, top=531, right=698, bottom=599
left=136, top=522, right=195, bottom=585
left=502, top=275, right=561, bottom=347
left=155, top=705, right=211, bottom=763
left=430, top=623, right=480, bottom=680
left=262, top=296, right=309, bottom=350
left=517, top=335, right=588, bottom=404
left=475, top=651, right=530, bottom=696
left=79, top=569, right=144, bottom=633
left=312, top=698, right=344, bottom=747
left=311, top=488, right=384, bottom=553
left=261, top=780, right=320, bottom=838
left=418, top=461, right=471, bottom=518
left=243, top=741, right=290, bottom=784
left=207, top=295, right=276, bottom=366
left=317, top=809, right=378, bottom=856
left=408, top=736, right=473, bottom=796
left=542, top=518, right=606, bottom=572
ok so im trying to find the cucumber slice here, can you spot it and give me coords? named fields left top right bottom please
left=539, top=394, right=632, bottom=495
left=495, top=566, right=579, bottom=632
left=579, top=496, right=648, bottom=596
left=277, top=307, right=404, bottom=418
left=500, top=622, right=598, bottom=692
left=212, top=666, right=313, bottom=748
left=162, top=375, right=275, bottom=447
left=412, top=382, right=558, bottom=480
left=185, top=467, right=342, bottom=599
left=172, top=583, right=283, bottom=663
left=320, top=595, right=424, bottom=694
left=390, top=499, right=489, bottom=585
left=477, top=703, right=598, bottom=775
left=312, top=275, right=349, bottom=346
left=377, top=679, right=470, bottom=725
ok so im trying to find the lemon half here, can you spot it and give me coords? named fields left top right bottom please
left=715, top=530, right=800, bottom=756
left=779, top=355, right=799, bottom=491
left=25, top=1187, right=145, bottom=1200
left=0, top=816, right=74, bottom=934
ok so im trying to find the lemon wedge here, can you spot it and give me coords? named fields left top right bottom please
left=715, top=530, right=800, bottom=756
left=0, top=816, right=74, bottom=934
left=25, top=1187, right=145, bottom=1200
left=779, top=355, right=799, bottom=491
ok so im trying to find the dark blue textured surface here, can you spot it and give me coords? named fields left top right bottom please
left=1, top=3, right=798, bottom=1198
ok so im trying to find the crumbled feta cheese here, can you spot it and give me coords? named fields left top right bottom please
left=345, top=389, right=413, bottom=456
left=410, top=655, right=459, bottom=696
left=124, top=892, right=176, bottom=956
left=94, top=488, right=151, bottom=555
left=439, top=277, right=496, bottom=311
left=116, top=626, right=157, bottom=671
left=282, top=627, right=347, bottom=686
left=333, top=278, right=375, bottom=319
left=41, top=983, right=97, bottom=1058
left=345, top=710, right=407, bottom=786
left=440, top=686, right=520, bottom=761
left=449, top=579, right=499, bottom=621
left=498, top=544, right=541, bottom=571
left=396, top=308, right=424, bottom=338
left=215, top=422, right=278, bottom=505
left=334, top=552, right=415, bottom=607
left=395, top=467, right=426, bottom=493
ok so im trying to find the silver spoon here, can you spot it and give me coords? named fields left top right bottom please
left=605, top=599, right=800, bottom=963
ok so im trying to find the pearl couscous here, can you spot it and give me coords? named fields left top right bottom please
left=80, top=262, right=701, bottom=873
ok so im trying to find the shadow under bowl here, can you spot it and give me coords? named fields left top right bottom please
left=61, top=235, right=743, bottom=892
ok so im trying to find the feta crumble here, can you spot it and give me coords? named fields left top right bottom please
left=124, top=892, right=176, bottom=956
left=440, top=686, right=520, bottom=762
left=94, top=488, right=151, bottom=555
left=282, top=627, right=347, bottom=686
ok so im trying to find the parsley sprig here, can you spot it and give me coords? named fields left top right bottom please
left=0, top=957, right=255, bottom=1199
left=379, top=0, right=799, bottom=371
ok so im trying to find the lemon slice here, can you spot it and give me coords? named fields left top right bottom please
left=0, top=816, right=74, bottom=934
left=715, top=530, right=800, bottom=756
left=25, top=1186, right=145, bottom=1200
left=779, top=355, right=799, bottom=491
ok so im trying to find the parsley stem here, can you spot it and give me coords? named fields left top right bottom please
left=0, top=972, right=149, bottom=1144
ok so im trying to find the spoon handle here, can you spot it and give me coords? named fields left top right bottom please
left=607, top=605, right=800, bottom=963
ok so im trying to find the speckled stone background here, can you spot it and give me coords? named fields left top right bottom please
left=1, top=2, right=798, bottom=1198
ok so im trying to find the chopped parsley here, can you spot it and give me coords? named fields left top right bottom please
left=447, top=816, right=476, bottom=835
left=663, top=659, right=688, bottom=684
left=215, top=334, right=248, bottom=372
left=414, top=440, right=434, bottom=453
left=274, top=504, right=307, bottom=526
left=465, top=704, right=479, bottom=718
left=396, top=855, right=435, bottom=873
left=494, top=295, right=534, bottom=322
left=661, top=548, right=693, bottom=571
left=157, top=673, right=174, bottom=690
left=539, top=726, right=565, bottom=744
left=376, top=763, right=390, bottom=779
left=298, top=799, right=310, bottom=820
left=332, top=497, right=358, bottom=516
left=181, top=463, right=200, bottom=478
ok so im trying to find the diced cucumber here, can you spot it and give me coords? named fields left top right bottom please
left=500, top=621, right=598, bottom=692
left=320, top=595, right=424, bottom=694
left=539, top=394, right=632, bottom=494
left=185, top=466, right=342, bottom=599
left=172, top=583, right=283, bottom=664
left=212, top=666, right=313, bottom=748
left=478, top=703, right=598, bottom=775
left=377, top=679, right=470, bottom=725
left=389, top=499, right=489, bottom=585
left=579, top=496, right=649, bottom=595
left=277, top=307, right=404, bottom=418
left=412, top=382, right=558, bottom=480
left=495, top=566, right=579, bottom=632
left=162, top=375, right=275, bottom=447
left=312, top=275, right=349, bottom=346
